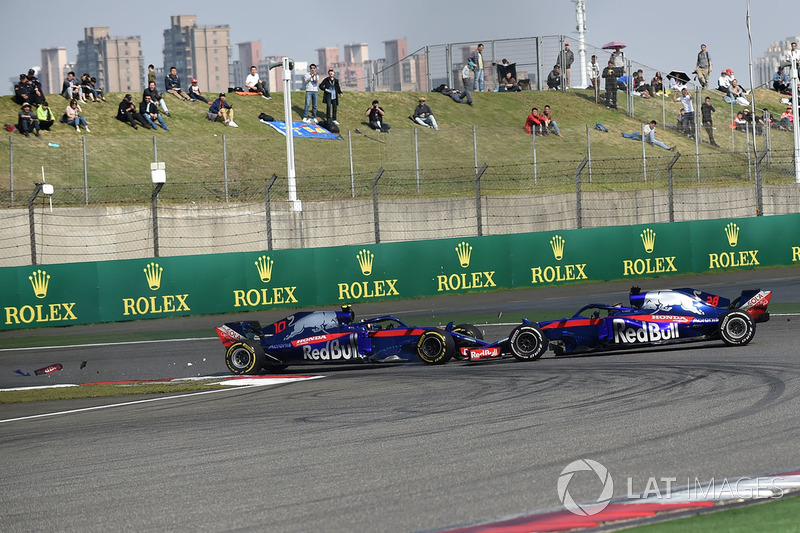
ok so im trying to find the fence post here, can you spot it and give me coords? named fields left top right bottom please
left=445, top=44, right=453, bottom=88
left=745, top=123, right=752, bottom=182
left=575, top=157, right=588, bottom=229
left=586, top=124, right=592, bottom=183
left=473, top=126, right=478, bottom=174
left=372, top=167, right=384, bottom=244
left=425, top=46, right=431, bottom=91
left=667, top=152, right=681, bottom=222
left=641, top=124, right=647, bottom=182
left=414, top=128, right=420, bottom=193
left=152, top=182, right=164, bottom=257
left=348, top=130, right=355, bottom=197
left=223, top=134, right=229, bottom=203
left=535, top=37, right=543, bottom=91
left=82, top=136, right=88, bottom=205
left=694, top=86, right=701, bottom=183
left=755, top=148, right=767, bottom=216
left=28, top=183, right=44, bottom=265
left=532, top=131, right=537, bottom=185
left=475, top=163, right=488, bottom=236
left=9, top=136, right=14, bottom=206
left=265, top=174, right=277, bottom=250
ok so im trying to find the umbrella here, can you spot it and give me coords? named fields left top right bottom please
left=667, top=70, right=691, bottom=84
left=602, top=41, right=626, bottom=50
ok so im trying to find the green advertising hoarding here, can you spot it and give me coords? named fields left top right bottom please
left=2, top=215, right=799, bottom=331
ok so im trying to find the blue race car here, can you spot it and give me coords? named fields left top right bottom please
left=494, top=286, right=772, bottom=361
left=216, top=306, right=488, bottom=374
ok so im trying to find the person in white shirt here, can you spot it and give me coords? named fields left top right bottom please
left=302, top=64, right=320, bottom=123
left=245, top=65, right=271, bottom=99
left=673, top=87, right=695, bottom=139
left=643, top=120, right=674, bottom=151
left=588, top=55, right=600, bottom=102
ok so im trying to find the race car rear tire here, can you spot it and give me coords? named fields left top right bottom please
left=719, top=310, right=755, bottom=346
left=509, top=324, right=547, bottom=361
left=225, top=342, right=265, bottom=375
left=451, top=324, right=483, bottom=360
left=417, top=330, right=455, bottom=365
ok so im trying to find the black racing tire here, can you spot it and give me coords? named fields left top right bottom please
left=719, top=310, right=755, bottom=346
left=451, top=324, right=484, bottom=360
left=509, top=324, right=547, bottom=361
left=225, top=342, right=265, bottom=375
left=416, top=330, right=455, bottom=365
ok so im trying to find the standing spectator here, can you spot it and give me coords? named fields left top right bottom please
left=588, top=55, right=600, bottom=101
left=556, top=42, right=574, bottom=88
left=188, top=78, right=210, bottom=103
left=524, top=107, right=545, bottom=135
left=319, top=69, right=343, bottom=125
left=461, top=63, right=471, bottom=91
left=788, top=42, right=800, bottom=67
left=643, top=120, right=674, bottom=150
left=302, top=64, right=320, bottom=124
left=412, top=97, right=438, bottom=130
left=674, top=87, right=695, bottom=139
left=701, top=96, right=719, bottom=147
left=366, top=100, right=390, bottom=132
left=541, top=105, right=562, bottom=137
left=245, top=65, right=271, bottom=99
left=65, top=99, right=89, bottom=132
left=62, top=71, right=80, bottom=100
left=602, top=59, right=618, bottom=109
left=547, top=65, right=562, bottom=90
left=468, top=43, right=485, bottom=92
left=165, top=66, right=190, bottom=101
left=610, top=44, right=625, bottom=74
left=695, top=44, right=712, bottom=89
left=140, top=94, right=169, bottom=131
left=147, top=64, right=157, bottom=86
left=116, top=94, right=147, bottom=129
left=208, top=93, right=237, bottom=127
left=144, top=80, right=170, bottom=117
left=17, top=103, right=39, bottom=137
left=36, top=101, right=55, bottom=132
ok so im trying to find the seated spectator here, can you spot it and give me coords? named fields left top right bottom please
left=733, top=111, right=747, bottom=131
left=547, top=65, right=561, bottom=90
left=188, top=78, right=210, bottom=103
left=144, top=81, right=170, bottom=117
left=412, top=97, right=438, bottom=130
left=140, top=94, right=169, bottom=131
left=36, top=100, right=55, bottom=131
left=90, top=77, right=106, bottom=102
left=116, top=94, right=147, bottom=129
left=441, top=84, right=473, bottom=105
left=62, top=71, right=80, bottom=100
left=14, top=74, right=42, bottom=106
left=245, top=65, right=271, bottom=99
left=165, top=66, right=190, bottom=101
left=651, top=72, right=664, bottom=94
left=524, top=107, right=546, bottom=135
left=498, top=71, right=521, bottom=92
left=780, top=106, right=794, bottom=129
left=717, top=69, right=733, bottom=93
left=643, top=120, right=674, bottom=150
left=540, top=105, right=562, bottom=137
left=727, top=79, right=750, bottom=105
left=633, top=69, right=653, bottom=98
left=208, top=93, right=237, bottom=127
left=742, top=108, right=764, bottom=134
left=79, top=73, right=97, bottom=103
left=65, top=99, right=89, bottom=132
left=366, top=99, right=390, bottom=132
left=17, top=102, right=40, bottom=137
left=773, top=66, right=789, bottom=93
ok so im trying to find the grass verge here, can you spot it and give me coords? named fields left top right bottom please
left=0, top=381, right=227, bottom=404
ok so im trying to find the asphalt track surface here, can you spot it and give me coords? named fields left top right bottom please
left=1, top=268, right=799, bottom=532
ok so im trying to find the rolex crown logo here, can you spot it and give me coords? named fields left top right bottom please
left=356, top=249, right=374, bottom=276
left=29, top=269, right=50, bottom=299
left=640, top=228, right=656, bottom=254
left=725, top=222, right=740, bottom=247
left=255, top=255, right=274, bottom=283
left=550, top=235, right=565, bottom=261
left=456, top=242, right=473, bottom=268
left=144, top=262, right=163, bottom=291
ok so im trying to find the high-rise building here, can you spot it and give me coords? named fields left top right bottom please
left=344, top=43, right=369, bottom=64
left=40, top=47, right=68, bottom=95
left=755, top=36, right=800, bottom=90
left=163, top=15, right=231, bottom=94
left=316, top=47, right=340, bottom=74
left=383, top=39, right=407, bottom=91
left=77, top=27, right=144, bottom=93
left=236, top=41, right=262, bottom=89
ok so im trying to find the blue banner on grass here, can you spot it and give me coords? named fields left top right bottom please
left=263, top=120, right=341, bottom=139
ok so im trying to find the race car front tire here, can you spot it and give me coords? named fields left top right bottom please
left=509, top=324, right=547, bottom=361
left=417, top=330, right=455, bottom=365
left=719, top=310, right=755, bottom=346
left=225, top=342, right=265, bottom=374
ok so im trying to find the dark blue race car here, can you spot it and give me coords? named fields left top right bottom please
left=216, top=307, right=488, bottom=374
left=484, top=286, right=772, bottom=361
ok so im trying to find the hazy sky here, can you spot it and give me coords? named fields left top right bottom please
left=3, top=0, right=797, bottom=93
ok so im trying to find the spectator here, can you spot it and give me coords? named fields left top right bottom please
left=547, top=65, right=561, bottom=90
left=541, top=105, right=562, bottom=137
left=412, top=96, right=438, bottom=130
left=610, top=45, right=626, bottom=74
left=633, top=69, right=653, bottom=98
left=524, top=107, right=545, bottom=135
left=602, top=59, right=618, bottom=109
left=498, top=71, right=521, bottom=92
left=727, top=79, right=750, bottom=105
left=468, top=43, right=485, bottom=92
left=65, top=99, right=89, bottom=132
left=144, top=80, right=170, bottom=117
left=17, top=102, right=39, bottom=137
left=319, top=69, right=343, bottom=125
left=461, top=63, right=471, bottom=91
left=695, top=44, right=712, bottom=89
left=651, top=72, right=664, bottom=94
left=140, top=94, right=169, bottom=131
left=245, top=65, right=271, bottom=99
left=677, top=108, right=687, bottom=134
left=717, top=69, right=733, bottom=94
left=588, top=55, right=600, bottom=101
left=36, top=100, right=55, bottom=132
left=742, top=108, right=764, bottom=134
left=116, top=94, right=147, bottom=130
left=26, top=69, right=42, bottom=95
left=674, top=87, right=695, bottom=139
left=366, top=100, right=390, bottom=132
left=208, top=93, right=237, bottom=127
left=188, top=78, right=210, bottom=104
left=643, top=120, right=674, bottom=150
left=302, top=64, right=320, bottom=124
left=90, top=77, right=106, bottom=102
left=701, top=96, right=719, bottom=147
left=79, top=73, right=97, bottom=102
left=733, top=111, right=747, bottom=132
left=147, top=64, right=157, bottom=86
left=788, top=42, right=800, bottom=66
left=780, top=106, right=794, bottom=129
left=165, top=66, right=190, bottom=101
left=441, top=84, right=473, bottom=105
left=14, top=74, right=31, bottom=105
left=556, top=42, right=574, bottom=88
left=773, top=66, right=789, bottom=93
left=62, top=71, right=80, bottom=100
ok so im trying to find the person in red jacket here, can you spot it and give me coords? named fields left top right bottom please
left=524, top=107, right=546, bottom=135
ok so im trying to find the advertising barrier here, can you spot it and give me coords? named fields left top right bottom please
left=2, top=215, right=799, bottom=331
